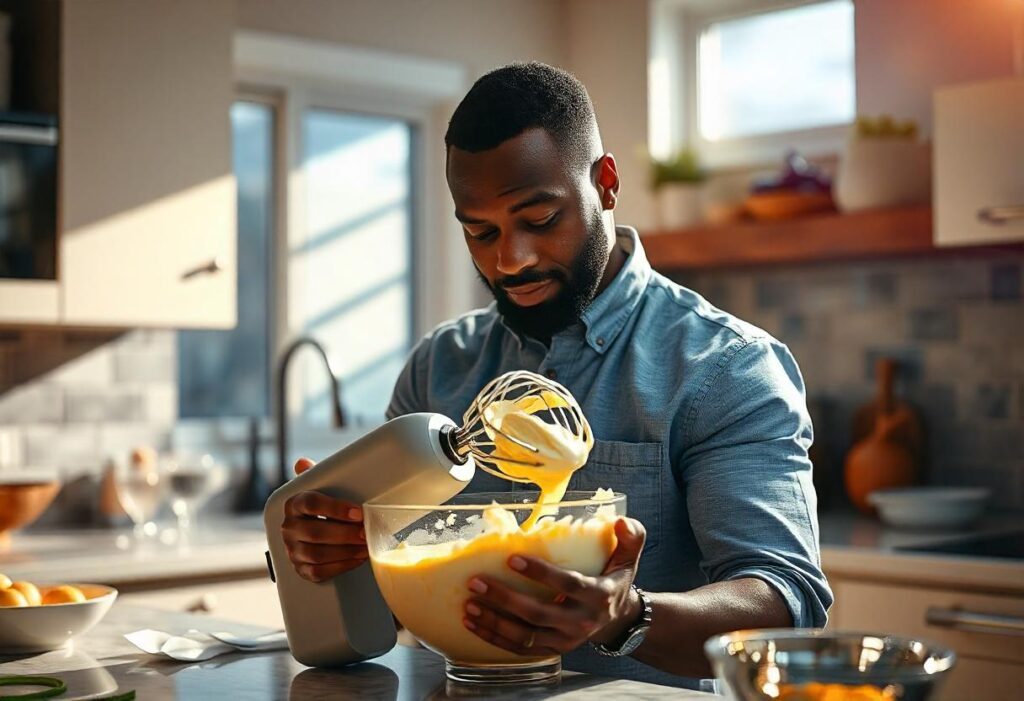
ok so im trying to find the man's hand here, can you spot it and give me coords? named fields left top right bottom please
left=462, top=517, right=646, bottom=657
left=281, top=458, right=368, bottom=582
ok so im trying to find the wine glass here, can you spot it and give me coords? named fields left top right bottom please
left=113, top=453, right=165, bottom=542
left=165, top=453, right=229, bottom=540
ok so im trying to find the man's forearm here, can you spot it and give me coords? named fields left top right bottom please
left=628, top=577, right=793, bottom=678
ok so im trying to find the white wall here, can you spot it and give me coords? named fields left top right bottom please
left=566, top=0, right=657, bottom=231
left=854, top=0, right=1021, bottom=137
left=236, top=0, right=569, bottom=75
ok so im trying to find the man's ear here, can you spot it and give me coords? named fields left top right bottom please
left=595, top=153, right=620, bottom=211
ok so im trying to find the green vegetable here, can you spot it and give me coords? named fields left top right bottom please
left=649, top=148, right=706, bottom=190
left=854, top=114, right=918, bottom=139
left=0, top=676, right=66, bottom=701
left=0, top=676, right=134, bottom=701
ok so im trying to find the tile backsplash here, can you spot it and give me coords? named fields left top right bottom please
left=672, top=254, right=1024, bottom=510
left=0, top=330, right=176, bottom=473
left=0, top=330, right=178, bottom=525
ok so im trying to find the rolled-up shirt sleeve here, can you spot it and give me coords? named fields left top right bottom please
left=677, top=337, right=832, bottom=628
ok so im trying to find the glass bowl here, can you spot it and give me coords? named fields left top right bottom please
left=365, top=490, right=625, bottom=684
left=704, top=628, right=956, bottom=700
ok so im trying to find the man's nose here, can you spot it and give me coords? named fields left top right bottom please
left=495, top=230, right=540, bottom=276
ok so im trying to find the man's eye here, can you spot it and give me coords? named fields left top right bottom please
left=468, top=227, right=499, bottom=242
left=527, top=212, right=560, bottom=231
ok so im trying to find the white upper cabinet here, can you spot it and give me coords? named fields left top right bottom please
left=934, top=78, right=1024, bottom=247
left=59, top=0, right=236, bottom=328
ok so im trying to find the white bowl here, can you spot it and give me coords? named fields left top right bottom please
left=867, top=487, right=990, bottom=529
left=0, top=583, right=117, bottom=653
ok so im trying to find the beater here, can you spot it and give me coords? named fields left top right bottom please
left=263, top=369, right=591, bottom=667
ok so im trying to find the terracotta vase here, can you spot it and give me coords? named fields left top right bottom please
left=844, top=360, right=919, bottom=514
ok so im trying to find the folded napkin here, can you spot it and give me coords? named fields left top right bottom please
left=125, top=628, right=289, bottom=662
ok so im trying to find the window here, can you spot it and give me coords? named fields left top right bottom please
left=177, top=102, right=416, bottom=426
left=650, top=0, right=857, bottom=167
left=178, top=100, right=275, bottom=419
left=294, top=110, right=415, bottom=424
left=698, top=0, right=855, bottom=141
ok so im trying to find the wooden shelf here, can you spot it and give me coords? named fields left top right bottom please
left=640, top=206, right=970, bottom=271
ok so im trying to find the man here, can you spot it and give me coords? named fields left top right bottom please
left=281, top=62, right=832, bottom=690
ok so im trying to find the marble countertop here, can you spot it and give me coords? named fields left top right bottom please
left=0, top=604, right=715, bottom=699
left=0, top=516, right=269, bottom=588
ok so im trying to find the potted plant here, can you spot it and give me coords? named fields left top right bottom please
left=649, top=148, right=707, bottom=230
left=834, top=114, right=931, bottom=212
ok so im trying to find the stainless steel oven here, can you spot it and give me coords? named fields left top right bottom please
left=0, top=112, right=57, bottom=281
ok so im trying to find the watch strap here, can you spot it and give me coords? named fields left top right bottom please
left=591, top=585, right=652, bottom=657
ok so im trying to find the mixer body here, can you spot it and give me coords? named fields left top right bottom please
left=263, top=412, right=475, bottom=667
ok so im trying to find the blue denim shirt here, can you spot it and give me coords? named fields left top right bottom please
left=386, top=226, right=832, bottom=689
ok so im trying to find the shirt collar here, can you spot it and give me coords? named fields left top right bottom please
left=579, top=225, right=652, bottom=354
left=496, top=225, right=652, bottom=353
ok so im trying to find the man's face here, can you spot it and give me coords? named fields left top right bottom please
left=446, top=128, right=611, bottom=341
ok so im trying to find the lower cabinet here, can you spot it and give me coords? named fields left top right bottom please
left=827, top=576, right=1024, bottom=701
left=119, top=577, right=283, bottom=630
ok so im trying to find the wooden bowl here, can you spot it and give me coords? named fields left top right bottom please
left=744, top=190, right=835, bottom=220
left=0, top=480, right=61, bottom=544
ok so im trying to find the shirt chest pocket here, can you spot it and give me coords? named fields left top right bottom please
left=568, top=439, right=665, bottom=555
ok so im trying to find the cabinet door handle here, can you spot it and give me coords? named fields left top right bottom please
left=0, top=124, right=58, bottom=146
left=926, top=607, right=1024, bottom=636
left=181, top=257, right=224, bottom=280
left=977, top=205, right=1024, bottom=224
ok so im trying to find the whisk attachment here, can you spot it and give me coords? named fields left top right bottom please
left=452, top=370, right=592, bottom=483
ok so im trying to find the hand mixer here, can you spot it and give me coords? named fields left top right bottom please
left=263, top=370, right=591, bottom=668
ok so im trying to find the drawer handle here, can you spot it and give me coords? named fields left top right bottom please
left=977, top=205, right=1024, bottom=224
left=926, top=607, right=1024, bottom=637
left=181, top=257, right=224, bottom=280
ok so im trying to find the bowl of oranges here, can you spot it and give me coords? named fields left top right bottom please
left=0, top=574, right=117, bottom=653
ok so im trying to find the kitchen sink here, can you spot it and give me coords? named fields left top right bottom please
left=895, top=529, right=1024, bottom=561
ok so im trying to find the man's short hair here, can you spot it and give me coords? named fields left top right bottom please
left=445, top=62, right=597, bottom=171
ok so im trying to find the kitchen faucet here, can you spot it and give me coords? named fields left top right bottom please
left=275, top=336, right=346, bottom=488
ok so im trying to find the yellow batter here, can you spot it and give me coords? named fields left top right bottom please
left=369, top=390, right=609, bottom=664
left=371, top=499, right=617, bottom=663
left=482, top=390, right=593, bottom=529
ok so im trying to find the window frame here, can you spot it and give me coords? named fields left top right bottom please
left=233, top=31, right=469, bottom=423
left=653, top=0, right=856, bottom=169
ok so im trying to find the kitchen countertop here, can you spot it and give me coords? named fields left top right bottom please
left=817, top=510, right=1024, bottom=593
left=0, top=516, right=269, bottom=588
left=0, top=604, right=715, bottom=699
left=3, top=511, right=1021, bottom=593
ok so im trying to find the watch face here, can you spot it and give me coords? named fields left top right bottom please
left=618, top=626, right=649, bottom=656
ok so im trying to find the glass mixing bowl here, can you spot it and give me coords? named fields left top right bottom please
left=704, top=629, right=956, bottom=700
left=365, top=490, right=626, bottom=684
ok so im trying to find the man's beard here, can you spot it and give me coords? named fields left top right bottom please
left=477, top=212, right=609, bottom=342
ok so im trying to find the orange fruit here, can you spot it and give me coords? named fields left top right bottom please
left=0, top=587, right=28, bottom=607
left=42, top=585, right=86, bottom=605
left=10, top=581, right=42, bottom=606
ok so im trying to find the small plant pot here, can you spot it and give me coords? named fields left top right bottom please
left=834, top=139, right=931, bottom=212
left=654, top=182, right=705, bottom=230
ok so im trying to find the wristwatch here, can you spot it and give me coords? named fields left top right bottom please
left=591, top=585, right=653, bottom=657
